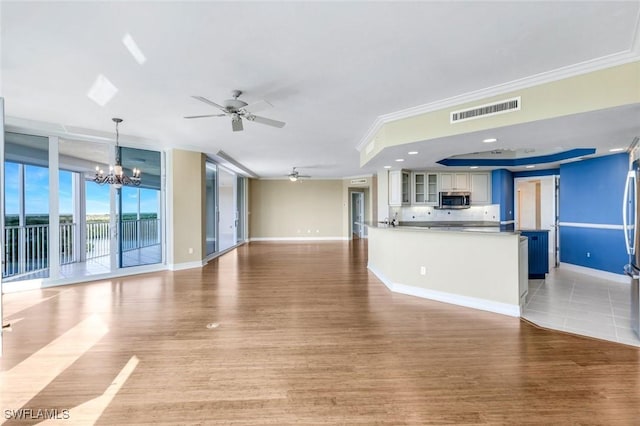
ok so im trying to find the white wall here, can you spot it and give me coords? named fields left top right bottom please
left=368, top=226, right=523, bottom=316
left=376, top=169, right=389, bottom=223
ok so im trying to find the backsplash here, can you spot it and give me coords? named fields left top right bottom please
left=389, top=204, right=500, bottom=222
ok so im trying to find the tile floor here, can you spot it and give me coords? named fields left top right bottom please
left=522, top=267, right=640, bottom=347
left=4, top=245, right=162, bottom=282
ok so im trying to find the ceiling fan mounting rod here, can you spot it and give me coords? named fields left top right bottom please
left=231, top=89, right=242, bottom=99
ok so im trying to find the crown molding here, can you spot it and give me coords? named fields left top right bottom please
left=356, top=48, right=640, bottom=153
left=5, top=115, right=160, bottom=150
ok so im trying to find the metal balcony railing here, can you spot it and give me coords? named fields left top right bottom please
left=2, top=218, right=160, bottom=278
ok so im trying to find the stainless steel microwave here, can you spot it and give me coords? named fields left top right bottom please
left=438, top=191, right=471, bottom=209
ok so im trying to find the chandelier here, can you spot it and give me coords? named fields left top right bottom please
left=94, top=118, right=141, bottom=187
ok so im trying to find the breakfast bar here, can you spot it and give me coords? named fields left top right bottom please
left=367, top=223, right=528, bottom=317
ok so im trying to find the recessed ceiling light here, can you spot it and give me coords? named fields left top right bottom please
left=395, top=159, right=404, bottom=162
left=525, top=165, right=535, bottom=169
left=469, top=166, right=479, bottom=169
left=483, top=138, right=497, bottom=143
left=609, top=148, right=625, bottom=152
left=408, top=151, right=419, bottom=155
left=383, top=165, right=392, bottom=169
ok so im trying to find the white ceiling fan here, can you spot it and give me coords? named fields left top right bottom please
left=184, top=90, right=286, bottom=132
left=287, top=167, right=310, bottom=182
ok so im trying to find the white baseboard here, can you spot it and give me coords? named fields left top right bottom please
left=249, top=237, right=349, bottom=242
left=168, top=260, right=207, bottom=271
left=558, top=262, right=628, bottom=284
left=2, top=264, right=167, bottom=293
left=368, top=264, right=521, bottom=317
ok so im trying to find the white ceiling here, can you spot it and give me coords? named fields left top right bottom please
left=2, top=1, right=640, bottom=178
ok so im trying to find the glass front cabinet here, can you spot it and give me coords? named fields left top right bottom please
left=413, top=172, right=438, bottom=204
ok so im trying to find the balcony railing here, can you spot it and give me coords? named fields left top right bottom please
left=86, top=221, right=110, bottom=260
left=3, top=224, right=50, bottom=277
left=121, top=218, right=161, bottom=252
left=2, top=218, right=160, bottom=278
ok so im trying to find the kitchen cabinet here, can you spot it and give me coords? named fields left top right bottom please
left=439, top=173, right=469, bottom=191
left=413, top=173, right=437, bottom=204
left=389, top=170, right=410, bottom=206
left=426, top=173, right=438, bottom=203
left=520, top=230, right=549, bottom=279
left=470, top=172, right=491, bottom=204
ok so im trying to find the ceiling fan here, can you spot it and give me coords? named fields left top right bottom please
left=287, top=167, right=310, bottom=182
left=184, top=90, right=286, bottom=132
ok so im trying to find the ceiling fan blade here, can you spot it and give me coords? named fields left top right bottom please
left=240, top=100, right=272, bottom=114
left=192, top=96, right=225, bottom=110
left=246, top=115, right=286, bottom=128
left=184, top=114, right=225, bottom=119
left=231, top=117, right=244, bottom=132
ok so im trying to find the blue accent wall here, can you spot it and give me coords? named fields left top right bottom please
left=560, top=153, right=628, bottom=224
left=559, top=153, right=629, bottom=274
left=559, top=227, right=627, bottom=274
left=491, top=169, right=513, bottom=222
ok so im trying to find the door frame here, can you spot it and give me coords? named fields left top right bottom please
left=1, top=98, right=4, bottom=355
left=350, top=190, right=365, bottom=239
left=514, top=174, right=559, bottom=269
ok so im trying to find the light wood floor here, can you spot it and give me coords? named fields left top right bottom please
left=2, top=240, right=640, bottom=425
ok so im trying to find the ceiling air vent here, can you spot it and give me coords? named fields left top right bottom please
left=450, top=96, right=521, bottom=124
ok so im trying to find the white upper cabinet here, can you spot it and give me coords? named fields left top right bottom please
left=426, top=173, right=438, bottom=204
left=389, top=170, right=490, bottom=206
left=470, top=172, right=491, bottom=205
left=413, top=173, right=426, bottom=204
left=413, top=172, right=438, bottom=204
left=439, top=173, right=470, bottom=191
left=389, top=170, right=410, bottom=206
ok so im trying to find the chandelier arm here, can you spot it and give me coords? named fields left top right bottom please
left=93, top=117, right=142, bottom=187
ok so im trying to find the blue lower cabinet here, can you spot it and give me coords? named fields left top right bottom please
left=520, top=230, right=549, bottom=279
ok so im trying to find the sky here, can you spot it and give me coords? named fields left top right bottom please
left=5, top=162, right=159, bottom=215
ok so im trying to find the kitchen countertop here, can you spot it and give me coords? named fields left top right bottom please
left=366, top=221, right=517, bottom=234
left=398, top=221, right=500, bottom=227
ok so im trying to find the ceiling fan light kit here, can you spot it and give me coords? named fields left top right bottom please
left=287, top=167, right=310, bottom=182
left=185, top=90, right=286, bottom=132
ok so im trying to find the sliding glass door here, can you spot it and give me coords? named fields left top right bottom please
left=217, top=166, right=237, bottom=252
left=204, top=161, right=246, bottom=256
left=236, top=176, right=245, bottom=243
left=3, top=133, right=50, bottom=282
left=2, top=131, right=164, bottom=286
left=119, top=147, right=162, bottom=268
left=205, top=162, right=218, bottom=255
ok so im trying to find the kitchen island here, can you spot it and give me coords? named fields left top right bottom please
left=367, top=223, right=528, bottom=317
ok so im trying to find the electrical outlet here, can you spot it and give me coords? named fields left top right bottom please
left=188, top=247, right=193, bottom=254
left=420, top=266, right=426, bottom=275
left=586, top=252, right=591, bottom=258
